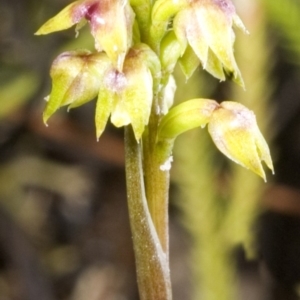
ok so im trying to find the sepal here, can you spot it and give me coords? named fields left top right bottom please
left=35, top=1, right=80, bottom=34
left=178, top=46, right=201, bottom=80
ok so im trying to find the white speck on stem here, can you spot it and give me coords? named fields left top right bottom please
left=156, top=105, right=161, bottom=115
left=160, top=156, right=173, bottom=171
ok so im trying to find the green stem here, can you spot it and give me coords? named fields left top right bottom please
left=125, top=126, right=172, bottom=300
left=143, top=108, right=172, bottom=257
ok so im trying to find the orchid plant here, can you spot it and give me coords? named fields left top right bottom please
left=36, top=0, right=273, bottom=298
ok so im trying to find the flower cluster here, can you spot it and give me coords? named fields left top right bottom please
left=37, top=0, right=248, bottom=139
left=37, top=0, right=160, bottom=139
left=37, top=0, right=273, bottom=177
left=42, top=44, right=160, bottom=140
left=152, top=0, right=247, bottom=84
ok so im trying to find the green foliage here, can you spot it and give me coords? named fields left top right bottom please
left=264, top=0, right=300, bottom=63
left=0, top=72, right=39, bottom=119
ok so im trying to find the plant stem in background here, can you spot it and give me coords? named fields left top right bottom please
left=173, top=67, right=236, bottom=300
left=174, top=126, right=237, bottom=300
left=174, top=0, right=275, bottom=298
left=224, top=0, right=274, bottom=257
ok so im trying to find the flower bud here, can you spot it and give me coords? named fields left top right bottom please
left=208, top=101, right=273, bottom=181
left=36, top=0, right=135, bottom=70
left=150, top=0, right=189, bottom=51
left=160, top=31, right=182, bottom=74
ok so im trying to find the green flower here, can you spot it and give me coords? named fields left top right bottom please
left=36, top=0, right=135, bottom=70
left=173, top=0, right=247, bottom=85
left=158, top=99, right=273, bottom=180
left=43, top=45, right=160, bottom=141
left=95, top=44, right=161, bottom=140
left=208, top=101, right=274, bottom=181
left=43, top=50, right=112, bottom=125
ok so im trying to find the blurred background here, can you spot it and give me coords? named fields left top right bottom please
left=1, top=0, right=300, bottom=299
